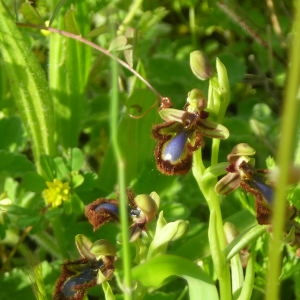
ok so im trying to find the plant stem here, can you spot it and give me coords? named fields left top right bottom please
left=265, top=2, right=300, bottom=300
left=211, top=139, right=221, bottom=166
left=193, top=150, right=232, bottom=300
left=110, top=52, right=133, bottom=299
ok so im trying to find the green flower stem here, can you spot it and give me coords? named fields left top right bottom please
left=265, top=2, right=300, bottom=300
left=193, top=150, right=232, bottom=300
left=0, top=1, right=55, bottom=173
left=211, top=138, right=221, bottom=166
left=194, top=57, right=232, bottom=298
left=110, top=54, right=132, bottom=299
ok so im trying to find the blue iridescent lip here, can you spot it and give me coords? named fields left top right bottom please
left=95, top=202, right=119, bottom=217
left=252, top=179, right=273, bottom=204
left=162, top=131, right=189, bottom=162
left=61, top=260, right=104, bottom=297
left=62, top=268, right=97, bottom=297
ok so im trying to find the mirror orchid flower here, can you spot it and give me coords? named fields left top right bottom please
left=215, top=143, right=273, bottom=224
left=85, top=191, right=160, bottom=241
left=152, top=89, right=229, bottom=175
left=54, top=236, right=115, bottom=300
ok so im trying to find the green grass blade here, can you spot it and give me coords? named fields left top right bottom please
left=265, top=1, right=300, bottom=299
left=110, top=44, right=132, bottom=299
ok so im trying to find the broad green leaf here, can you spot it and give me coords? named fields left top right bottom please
left=0, top=268, right=36, bottom=299
left=132, top=255, right=219, bottom=300
left=0, top=2, right=55, bottom=174
left=0, top=150, right=34, bottom=176
left=0, top=116, right=25, bottom=151
left=22, top=171, right=45, bottom=193
left=98, top=89, right=158, bottom=192
left=20, top=2, right=43, bottom=25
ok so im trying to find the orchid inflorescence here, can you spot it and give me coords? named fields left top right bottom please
left=51, top=49, right=300, bottom=300
left=215, top=143, right=300, bottom=248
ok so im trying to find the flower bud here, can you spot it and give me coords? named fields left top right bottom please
left=190, top=50, right=212, bottom=80
left=134, top=193, right=159, bottom=222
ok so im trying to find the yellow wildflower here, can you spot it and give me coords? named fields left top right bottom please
left=42, top=179, right=70, bottom=208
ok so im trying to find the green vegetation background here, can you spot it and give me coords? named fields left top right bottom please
left=0, top=1, right=299, bottom=300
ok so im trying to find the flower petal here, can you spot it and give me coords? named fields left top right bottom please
left=161, top=131, right=189, bottom=162
left=85, top=199, right=119, bottom=230
left=154, top=136, right=193, bottom=175
left=215, top=172, right=241, bottom=195
left=152, top=121, right=183, bottom=140
left=227, top=143, right=256, bottom=162
left=198, top=119, right=229, bottom=139
left=251, top=179, right=273, bottom=204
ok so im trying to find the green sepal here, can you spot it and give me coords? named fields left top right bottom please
left=159, top=108, right=185, bottom=123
